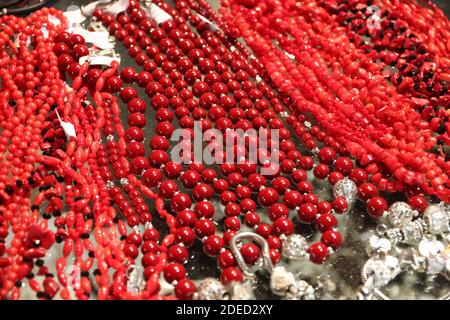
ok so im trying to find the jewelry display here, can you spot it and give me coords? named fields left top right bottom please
left=0, top=0, right=449, bottom=300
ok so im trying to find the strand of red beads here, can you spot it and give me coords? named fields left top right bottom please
left=215, top=0, right=450, bottom=201
left=0, top=0, right=446, bottom=301
left=0, top=8, right=74, bottom=300
left=181, top=0, right=435, bottom=215
left=92, top=0, right=348, bottom=280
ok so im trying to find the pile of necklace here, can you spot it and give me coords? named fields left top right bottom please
left=0, top=0, right=449, bottom=300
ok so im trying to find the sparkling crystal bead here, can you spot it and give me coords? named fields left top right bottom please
left=400, top=220, right=425, bottom=245
left=106, top=134, right=115, bottom=141
left=423, top=205, right=449, bottom=235
left=384, top=227, right=402, bottom=245
left=387, top=202, right=415, bottom=227
left=332, top=178, right=357, bottom=206
left=426, top=254, right=446, bottom=275
left=196, top=278, right=227, bottom=300
left=120, top=178, right=129, bottom=185
left=281, top=234, right=308, bottom=260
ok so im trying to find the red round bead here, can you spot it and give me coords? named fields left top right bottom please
left=358, top=182, right=378, bottom=201
left=257, top=187, right=279, bottom=207
left=408, top=195, right=428, bottom=213
left=175, top=279, right=196, bottom=300
left=171, top=193, right=192, bottom=212
left=367, top=196, right=388, bottom=218
left=163, top=263, right=186, bottom=283
left=298, top=203, right=318, bottom=224
left=349, top=168, right=368, bottom=185
left=195, top=219, right=216, bottom=238
left=168, top=244, right=189, bottom=263
left=334, top=157, right=353, bottom=175
left=194, top=201, right=215, bottom=219
left=316, top=213, right=338, bottom=232
left=158, top=180, right=178, bottom=199
left=218, top=249, right=236, bottom=269
left=221, top=267, right=243, bottom=284
left=272, top=217, right=294, bottom=236
left=240, top=243, right=260, bottom=265
left=318, top=147, right=336, bottom=164
left=176, top=227, right=196, bottom=247
left=120, top=87, right=138, bottom=103
left=203, top=235, right=225, bottom=256
left=321, top=230, right=343, bottom=250
left=121, top=66, right=137, bottom=82
left=308, top=242, right=329, bottom=264
left=332, top=196, right=348, bottom=214
left=268, top=203, right=289, bottom=221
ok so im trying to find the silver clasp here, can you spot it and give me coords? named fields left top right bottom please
left=229, top=232, right=274, bottom=278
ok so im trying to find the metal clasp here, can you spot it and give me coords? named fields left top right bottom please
left=229, top=232, right=274, bottom=278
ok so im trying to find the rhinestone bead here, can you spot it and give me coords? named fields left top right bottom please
left=332, top=178, right=357, bottom=206
left=387, top=202, right=415, bottom=227
left=400, top=220, right=425, bottom=245
left=281, top=234, right=308, bottom=260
